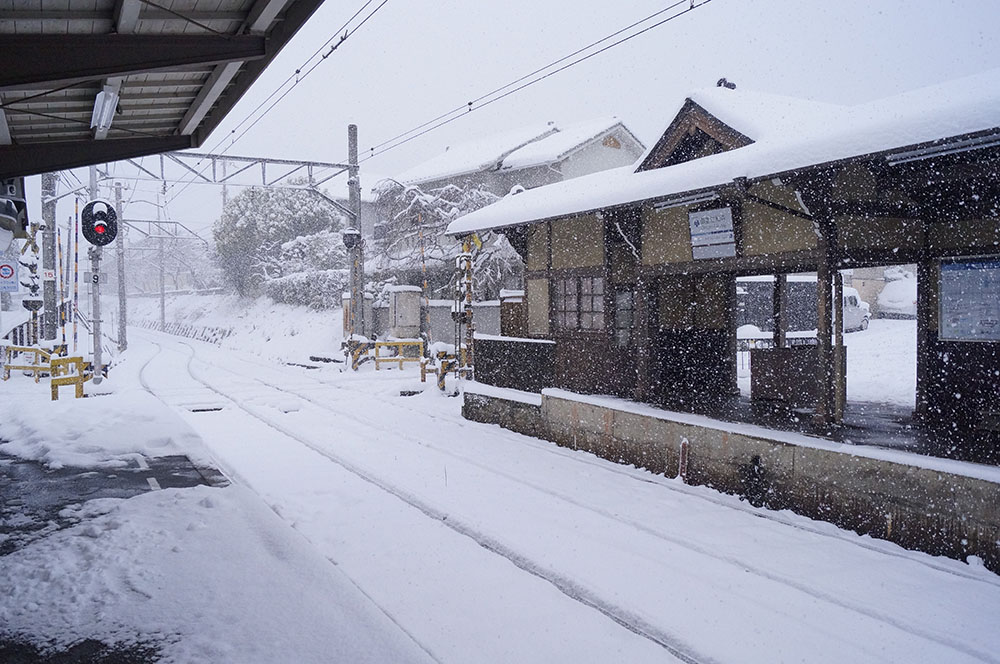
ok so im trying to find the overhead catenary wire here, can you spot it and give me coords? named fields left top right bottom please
left=165, top=0, right=711, bottom=205
left=363, top=0, right=691, bottom=157
left=164, top=0, right=386, bottom=204
left=220, top=0, right=388, bottom=151
left=360, top=0, right=712, bottom=164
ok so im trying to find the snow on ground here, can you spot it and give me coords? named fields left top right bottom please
left=737, top=318, right=917, bottom=407
left=0, top=346, right=432, bottom=663
left=2, top=293, right=998, bottom=663
left=128, top=293, right=343, bottom=365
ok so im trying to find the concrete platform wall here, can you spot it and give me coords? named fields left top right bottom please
left=464, top=388, right=1000, bottom=573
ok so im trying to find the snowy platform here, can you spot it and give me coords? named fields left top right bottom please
left=0, top=453, right=227, bottom=556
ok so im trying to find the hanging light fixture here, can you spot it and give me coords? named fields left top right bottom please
left=90, top=87, right=119, bottom=132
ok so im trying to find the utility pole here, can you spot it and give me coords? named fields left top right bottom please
left=114, top=182, right=127, bottom=350
left=157, top=190, right=165, bottom=331
left=346, top=123, right=364, bottom=338
left=88, top=165, right=103, bottom=384
left=41, top=172, right=57, bottom=343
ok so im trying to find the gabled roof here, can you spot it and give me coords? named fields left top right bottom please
left=396, top=118, right=644, bottom=185
left=396, top=124, right=558, bottom=185
left=636, top=87, right=843, bottom=171
left=446, top=69, right=1000, bottom=236
left=500, top=118, right=643, bottom=171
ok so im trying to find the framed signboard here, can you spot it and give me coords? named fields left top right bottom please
left=939, top=257, right=1000, bottom=342
left=689, top=207, right=736, bottom=260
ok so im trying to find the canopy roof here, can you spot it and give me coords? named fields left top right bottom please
left=447, top=70, right=1000, bottom=236
left=0, top=0, right=327, bottom=179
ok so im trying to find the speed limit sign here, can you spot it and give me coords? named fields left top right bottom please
left=0, top=261, right=17, bottom=292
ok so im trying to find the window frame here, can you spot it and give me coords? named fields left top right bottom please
left=613, top=289, right=635, bottom=348
left=553, top=274, right=606, bottom=333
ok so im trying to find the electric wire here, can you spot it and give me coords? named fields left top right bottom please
left=221, top=0, right=387, bottom=151
left=361, top=0, right=711, bottom=163
left=204, top=0, right=379, bottom=155
left=363, top=0, right=690, bottom=157
left=165, top=0, right=711, bottom=204
left=164, top=0, right=387, bottom=204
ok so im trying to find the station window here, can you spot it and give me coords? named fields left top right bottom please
left=614, top=290, right=634, bottom=347
left=554, top=276, right=605, bottom=331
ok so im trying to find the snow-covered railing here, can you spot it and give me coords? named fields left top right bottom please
left=133, top=319, right=233, bottom=345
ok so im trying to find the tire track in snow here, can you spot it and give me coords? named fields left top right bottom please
left=145, top=331, right=998, bottom=664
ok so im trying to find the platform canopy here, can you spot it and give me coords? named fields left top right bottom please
left=0, top=0, right=327, bottom=180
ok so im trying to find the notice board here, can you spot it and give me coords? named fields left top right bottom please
left=939, top=257, right=1000, bottom=342
left=689, top=207, right=736, bottom=260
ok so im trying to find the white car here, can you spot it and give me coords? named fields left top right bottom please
left=877, top=278, right=917, bottom=318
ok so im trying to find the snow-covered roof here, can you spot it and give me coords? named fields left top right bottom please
left=448, top=69, right=1000, bottom=236
left=633, top=88, right=843, bottom=168
left=395, top=118, right=642, bottom=185
left=395, top=124, right=558, bottom=185
left=500, top=118, right=639, bottom=170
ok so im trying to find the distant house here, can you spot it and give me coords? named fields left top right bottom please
left=370, top=119, right=645, bottom=296
left=393, top=118, right=645, bottom=196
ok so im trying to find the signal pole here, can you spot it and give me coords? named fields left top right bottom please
left=41, top=172, right=57, bottom=343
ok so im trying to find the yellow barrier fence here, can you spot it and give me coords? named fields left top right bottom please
left=50, top=356, right=88, bottom=400
left=374, top=340, right=424, bottom=370
left=2, top=345, right=52, bottom=383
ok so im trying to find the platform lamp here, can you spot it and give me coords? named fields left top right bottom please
left=90, top=87, right=119, bottom=133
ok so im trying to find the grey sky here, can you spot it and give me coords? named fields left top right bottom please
left=34, top=0, right=1000, bottom=229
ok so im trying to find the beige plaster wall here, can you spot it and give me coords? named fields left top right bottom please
left=551, top=215, right=604, bottom=269
left=642, top=205, right=692, bottom=265
left=526, top=223, right=549, bottom=272
left=526, top=278, right=550, bottom=337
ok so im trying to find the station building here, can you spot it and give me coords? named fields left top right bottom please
left=448, top=72, right=1000, bottom=569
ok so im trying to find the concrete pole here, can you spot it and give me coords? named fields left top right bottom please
left=90, top=246, right=102, bottom=384
left=114, top=182, right=127, bottom=351
left=89, top=165, right=103, bottom=384
left=157, top=191, right=165, bottom=331
left=347, top=124, right=364, bottom=338
left=41, top=172, right=57, bottom=342
left=159, top=237, right=165, bottom=332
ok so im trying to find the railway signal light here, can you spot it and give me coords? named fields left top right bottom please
left=81, top=199, right=118, bottom=246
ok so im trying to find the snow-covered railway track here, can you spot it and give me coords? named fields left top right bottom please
left=174, top=340, right=1000, bottom=589
left=135, top=331, right=1000, bottom=664
left=152, top=337, right=710, bottom=663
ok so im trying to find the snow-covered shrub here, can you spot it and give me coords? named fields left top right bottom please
left=213, top=185, right=347, bottom=296
left=262, top=269, right=350, bottom=309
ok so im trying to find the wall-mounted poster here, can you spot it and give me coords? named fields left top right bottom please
left=689, top=207, right=736, bottom=260
left=939, top=257, right=1000, bottom=342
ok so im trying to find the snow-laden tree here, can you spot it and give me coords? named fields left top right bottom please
left=371, top=180, right=521, bottom=299
left=213, top=186, right=347, bottom=298
left=125, top=233, right=220, bottom=294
